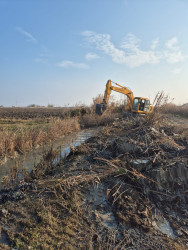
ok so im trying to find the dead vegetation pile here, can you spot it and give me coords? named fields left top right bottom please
left=0, top=114, right=187, bottom=249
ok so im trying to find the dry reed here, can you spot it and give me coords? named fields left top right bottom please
left=0, top=117, right=80, bottom=158
left=145, top=91, right=169, bottom=125
left=80, top=113, right=118, bottom=128
left=162, top=103, right=188, bottom=118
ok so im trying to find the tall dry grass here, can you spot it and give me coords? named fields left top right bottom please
left=162, top=103, right=188, bottom=118
left=150, top=92, right=188, bottom=119
left=0, top=117, right=80, bottom=158
left=92, top=94, right=128, bottom=114
left=0, top=102, right=121, bottom=159
left=80, top=113, right=118, bottom=128
left=0, top=93, right=139, bottom=159
left=91, top=94, right=104, bottom=113
left=145, top=91, right=169, bottom=125
left=80, top=94, right=123, bottom=128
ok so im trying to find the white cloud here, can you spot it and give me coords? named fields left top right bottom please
left=82, top=31, right=185, bottom=68
left=57, top=60, right=88, bottom=69
left=166, top=37, right=177, bottom=49
left=171, top=68, right=182, bottom=74
left=82, top=31, right=161, bottom=68
left=120, top=34, right=161, bottom=67
left=82, top=30, right=127, bottom=65
left=164, top=37, right=184, bottom=64
left=151, top=38, right=159, bottom=50
left=85, top=52, right=100, bottom=61
left=15, top=27, right=37, bottom=43
left=121, top=33, right=141, bottom=51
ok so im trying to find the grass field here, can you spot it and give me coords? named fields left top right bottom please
left=0, top=106, right=117, bottom=159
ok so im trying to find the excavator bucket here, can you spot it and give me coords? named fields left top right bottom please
left=96, top=103, right=106, bottom=116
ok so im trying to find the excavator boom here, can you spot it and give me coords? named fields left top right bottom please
left=96, top=79, right=153, bottom=116
left=103, top=80, right=134, bottom=105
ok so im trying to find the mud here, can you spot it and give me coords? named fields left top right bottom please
left=0, top=115, right=187, bottom=249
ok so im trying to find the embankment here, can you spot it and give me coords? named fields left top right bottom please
left=0, top=115, right=187, bottom=249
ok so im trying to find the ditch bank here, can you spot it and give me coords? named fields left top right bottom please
left=0, top=116, right=187, bottom=249
left=0, top=128, right=98, bottom=188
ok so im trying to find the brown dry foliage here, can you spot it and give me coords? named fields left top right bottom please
left=0, top=117, right=80, bottom=158
left=0, top=106, right=90, bottom=119
left=145, top=91, right=169, bottom=125
left=80, top=113, right=118, bottom=128
left=92, top=93, right=128, bottom=115
left=162, top=103, right=188, bottom=118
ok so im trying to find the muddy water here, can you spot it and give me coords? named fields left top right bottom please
left=152, top=209, right=176, bottom=238
left=0, top=128, right=98, bottom=187
left=84, top=183, right=118, bottom=230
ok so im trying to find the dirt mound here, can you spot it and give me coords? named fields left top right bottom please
left=0, top=116, right=187, bottom=249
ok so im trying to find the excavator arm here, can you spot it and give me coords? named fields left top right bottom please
left=96, top=79, right=153, bottom=116
left=96, top=80, right=134, bottom=115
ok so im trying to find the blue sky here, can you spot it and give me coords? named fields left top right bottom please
left=0, top=0, right=188, bottom=106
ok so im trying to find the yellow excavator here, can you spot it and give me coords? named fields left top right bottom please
left=96, top=80, right=153, bottom=115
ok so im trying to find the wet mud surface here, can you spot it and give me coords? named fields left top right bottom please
left=0, top=116, right=187, bottom=249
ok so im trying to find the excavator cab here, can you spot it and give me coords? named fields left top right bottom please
left=132, top=98, right=152, bottom=113
left=132, top=98, right=140, bottom=111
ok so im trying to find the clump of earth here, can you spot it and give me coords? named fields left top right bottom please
left=0, top=115, right=187, bottom=249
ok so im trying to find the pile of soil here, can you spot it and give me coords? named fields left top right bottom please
left=0, top=115, right=187, bottom=249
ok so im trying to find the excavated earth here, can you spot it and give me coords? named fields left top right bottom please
left=0, top=115, right=188, bottom=249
